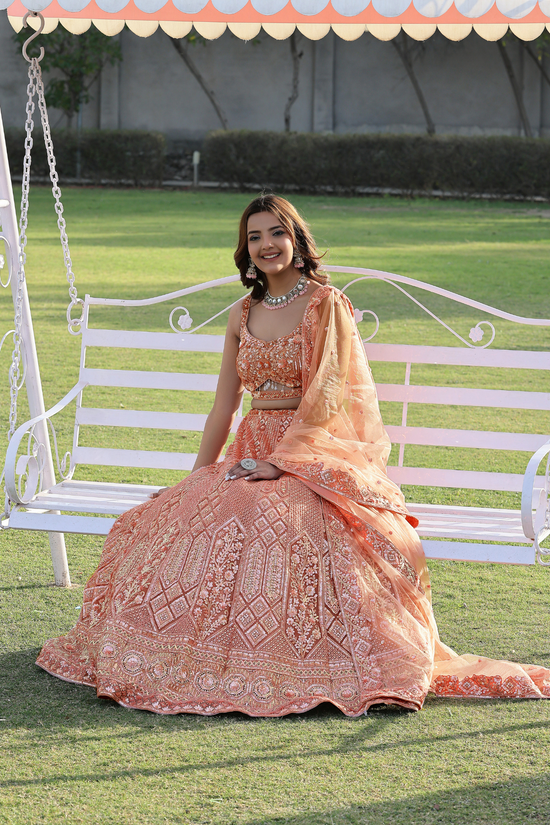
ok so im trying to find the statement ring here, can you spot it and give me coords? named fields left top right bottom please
left=240, top=458, right=257, bottom=471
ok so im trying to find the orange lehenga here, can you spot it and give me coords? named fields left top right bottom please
left=37, top=286, right=550, bottom=715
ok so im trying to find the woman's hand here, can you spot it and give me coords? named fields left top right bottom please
left=225, top=460, right=284, bottom=482
left=149, top=486, right=170, bottom=499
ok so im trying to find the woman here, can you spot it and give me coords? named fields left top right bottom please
left=37, top=195, right=550, bottom=716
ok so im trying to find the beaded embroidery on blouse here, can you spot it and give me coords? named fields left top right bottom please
left=236, top=295, right=303, bottom=400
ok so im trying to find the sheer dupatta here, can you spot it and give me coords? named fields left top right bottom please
left=268, top=286, right=550, bottom=702
left=267, top=286, right=428, bottom=585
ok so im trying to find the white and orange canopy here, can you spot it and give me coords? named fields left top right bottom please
left=4, top=0, right=550, bottom=41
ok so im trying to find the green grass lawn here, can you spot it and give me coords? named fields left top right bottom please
left=1, top=189, right=550, bottom=825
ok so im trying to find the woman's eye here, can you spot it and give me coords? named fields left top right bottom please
left=273, top=230, right=284, bottom=237
left=249, top=235, right=260, bottom=242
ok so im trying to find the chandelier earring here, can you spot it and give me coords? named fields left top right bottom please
left=246, top=257, right=258, bottom=280
left=293, top=251, right=304, bottom=269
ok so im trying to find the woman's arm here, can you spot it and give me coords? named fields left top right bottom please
left=192, top=301, right=245, bottom=472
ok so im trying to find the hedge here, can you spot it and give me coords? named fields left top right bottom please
left=203, top=131, right=550, bottom=198
left=5, top=129, right=165, bottom=186
left=5, top=128, right=549, bottom=197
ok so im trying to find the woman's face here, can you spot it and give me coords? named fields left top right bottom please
left=247, top=211, right=295, bottom=278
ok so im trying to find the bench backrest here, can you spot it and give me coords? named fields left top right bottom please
left=370, top=342, right=549, bottom=492
left=69, top=269, right=550, bottom=495
left=74, top=326, right=225, bottom=474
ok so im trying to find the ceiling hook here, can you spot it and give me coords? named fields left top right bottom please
left=22, top=11, right=45, bottom=63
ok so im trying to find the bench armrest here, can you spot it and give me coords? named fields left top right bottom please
left=521, top=439, right=550, bottom=563
left=4, top=381, right=87, bottom=505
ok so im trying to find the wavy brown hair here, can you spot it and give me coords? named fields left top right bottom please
left=234, top=194, right=329, bottom=301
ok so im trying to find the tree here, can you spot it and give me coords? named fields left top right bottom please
left=14, top=27, right=123, bottom=130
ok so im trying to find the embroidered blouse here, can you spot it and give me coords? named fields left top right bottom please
left=236, top=294, right=303, bottom=401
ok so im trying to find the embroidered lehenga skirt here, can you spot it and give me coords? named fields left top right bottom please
left=36, top=408, right=550, bottom=715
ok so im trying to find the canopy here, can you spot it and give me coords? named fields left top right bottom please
left=5, top=0, right=550, bottom=41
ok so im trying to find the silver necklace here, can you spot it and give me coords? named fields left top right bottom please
left=262, top=274, right=309, bottom=310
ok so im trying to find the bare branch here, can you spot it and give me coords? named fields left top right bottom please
left=284, top=32, right=304, bottom=132
left=497, top=39, right=533, bottom=138
left=522, top=41, right=550, bottom=89
left=392, top=32, right=435, bottom=136
left=170, top=36, right=228, bottom=130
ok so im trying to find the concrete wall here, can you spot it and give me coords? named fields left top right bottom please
left=1, top=14, right=549, bottom=141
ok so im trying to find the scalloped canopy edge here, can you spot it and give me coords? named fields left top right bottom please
left=6, top=0, right=550, bottom=40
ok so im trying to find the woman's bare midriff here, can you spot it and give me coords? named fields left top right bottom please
left=251, top=397, right=301, bottom=410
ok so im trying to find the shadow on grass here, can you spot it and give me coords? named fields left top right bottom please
left=0, top=583, right=73, bottom=593
left=236, top=778, right=550, bottom=825
left=2, top=649, right=550, bottom=824
left=2, top=648, right=549, bottom=759
left=2, top=647, right=396, bottom=735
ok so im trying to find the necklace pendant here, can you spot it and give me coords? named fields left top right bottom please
left=262, top=274, right=308, bottom=310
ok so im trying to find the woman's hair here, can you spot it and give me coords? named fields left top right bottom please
left=234, top=194, right=329, bottom=301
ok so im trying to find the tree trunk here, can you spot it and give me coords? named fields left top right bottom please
left=392, top=32, right=435, bottom=136
left=284, top=33, right=303, bottom=132
left=497, top=39, right=533, bottom=138
left=170, top=37, right=228, bottom=130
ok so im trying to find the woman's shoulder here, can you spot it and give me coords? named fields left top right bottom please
left=307, top=283, right=351, bottom=312
left=307, top=282, right=335, bottom=304
left=232, top=294, right=249, bottom=311
left=228, top=295, right=249, bottom=336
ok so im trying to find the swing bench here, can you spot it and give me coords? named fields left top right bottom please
left=3, top=267, right=550, bottom=573
left=1, top=14, right=549, bottom=587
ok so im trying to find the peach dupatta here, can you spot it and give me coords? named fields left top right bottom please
left=268, top=286, right=428, bottom=584
left=269, top=286, right=550, bottom=701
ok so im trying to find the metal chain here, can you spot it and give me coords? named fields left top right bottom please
left=33, top=59, right=83, bottom=335
left=8, top=53, right=83, bottom=442
left=7, top=58, right=37, bottom=443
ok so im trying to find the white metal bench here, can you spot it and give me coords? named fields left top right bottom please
left=3, top=267, right=550, bottom=582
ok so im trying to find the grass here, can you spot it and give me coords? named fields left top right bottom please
left=1, top=189, right=550, bottom=825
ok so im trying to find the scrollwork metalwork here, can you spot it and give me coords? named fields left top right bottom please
left=535, top=454, right=550, bottom=566
left=16, top=430, right=46, bottom=503
left=45, top=417, right=74, bottom=482
left=0, top=329, right=14, bottom=354
left=0, top=234, right=12, bottom=289
left=353, top=308, right=380, bottom=343
left=169, top=306, right=193, bottom=333
left=168, top=298, right=242, bottom=334
left=468, top=321, right=496, bottom=347
left=1, top=466, right=11, bottom=523
left=11, top=417, right=74, bottom=505
left=343, top=275, right=499, bottom=349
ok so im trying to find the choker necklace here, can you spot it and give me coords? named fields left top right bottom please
left=262, top=274, right=309, bottom=310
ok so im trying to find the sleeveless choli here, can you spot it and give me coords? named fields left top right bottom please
left=236, top=294, right=303, bottom=401
left=36, top=286, right=550, bottom=715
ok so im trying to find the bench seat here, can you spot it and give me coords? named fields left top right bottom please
left=5, top=481, right=537, bottom=566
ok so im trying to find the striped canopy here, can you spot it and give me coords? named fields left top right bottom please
left=5, top=0, right=550, bottom=40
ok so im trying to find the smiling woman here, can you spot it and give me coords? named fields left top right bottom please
left=36, top=194, right=550, bottom=717
left=233, top=195, right=330, bottom=410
